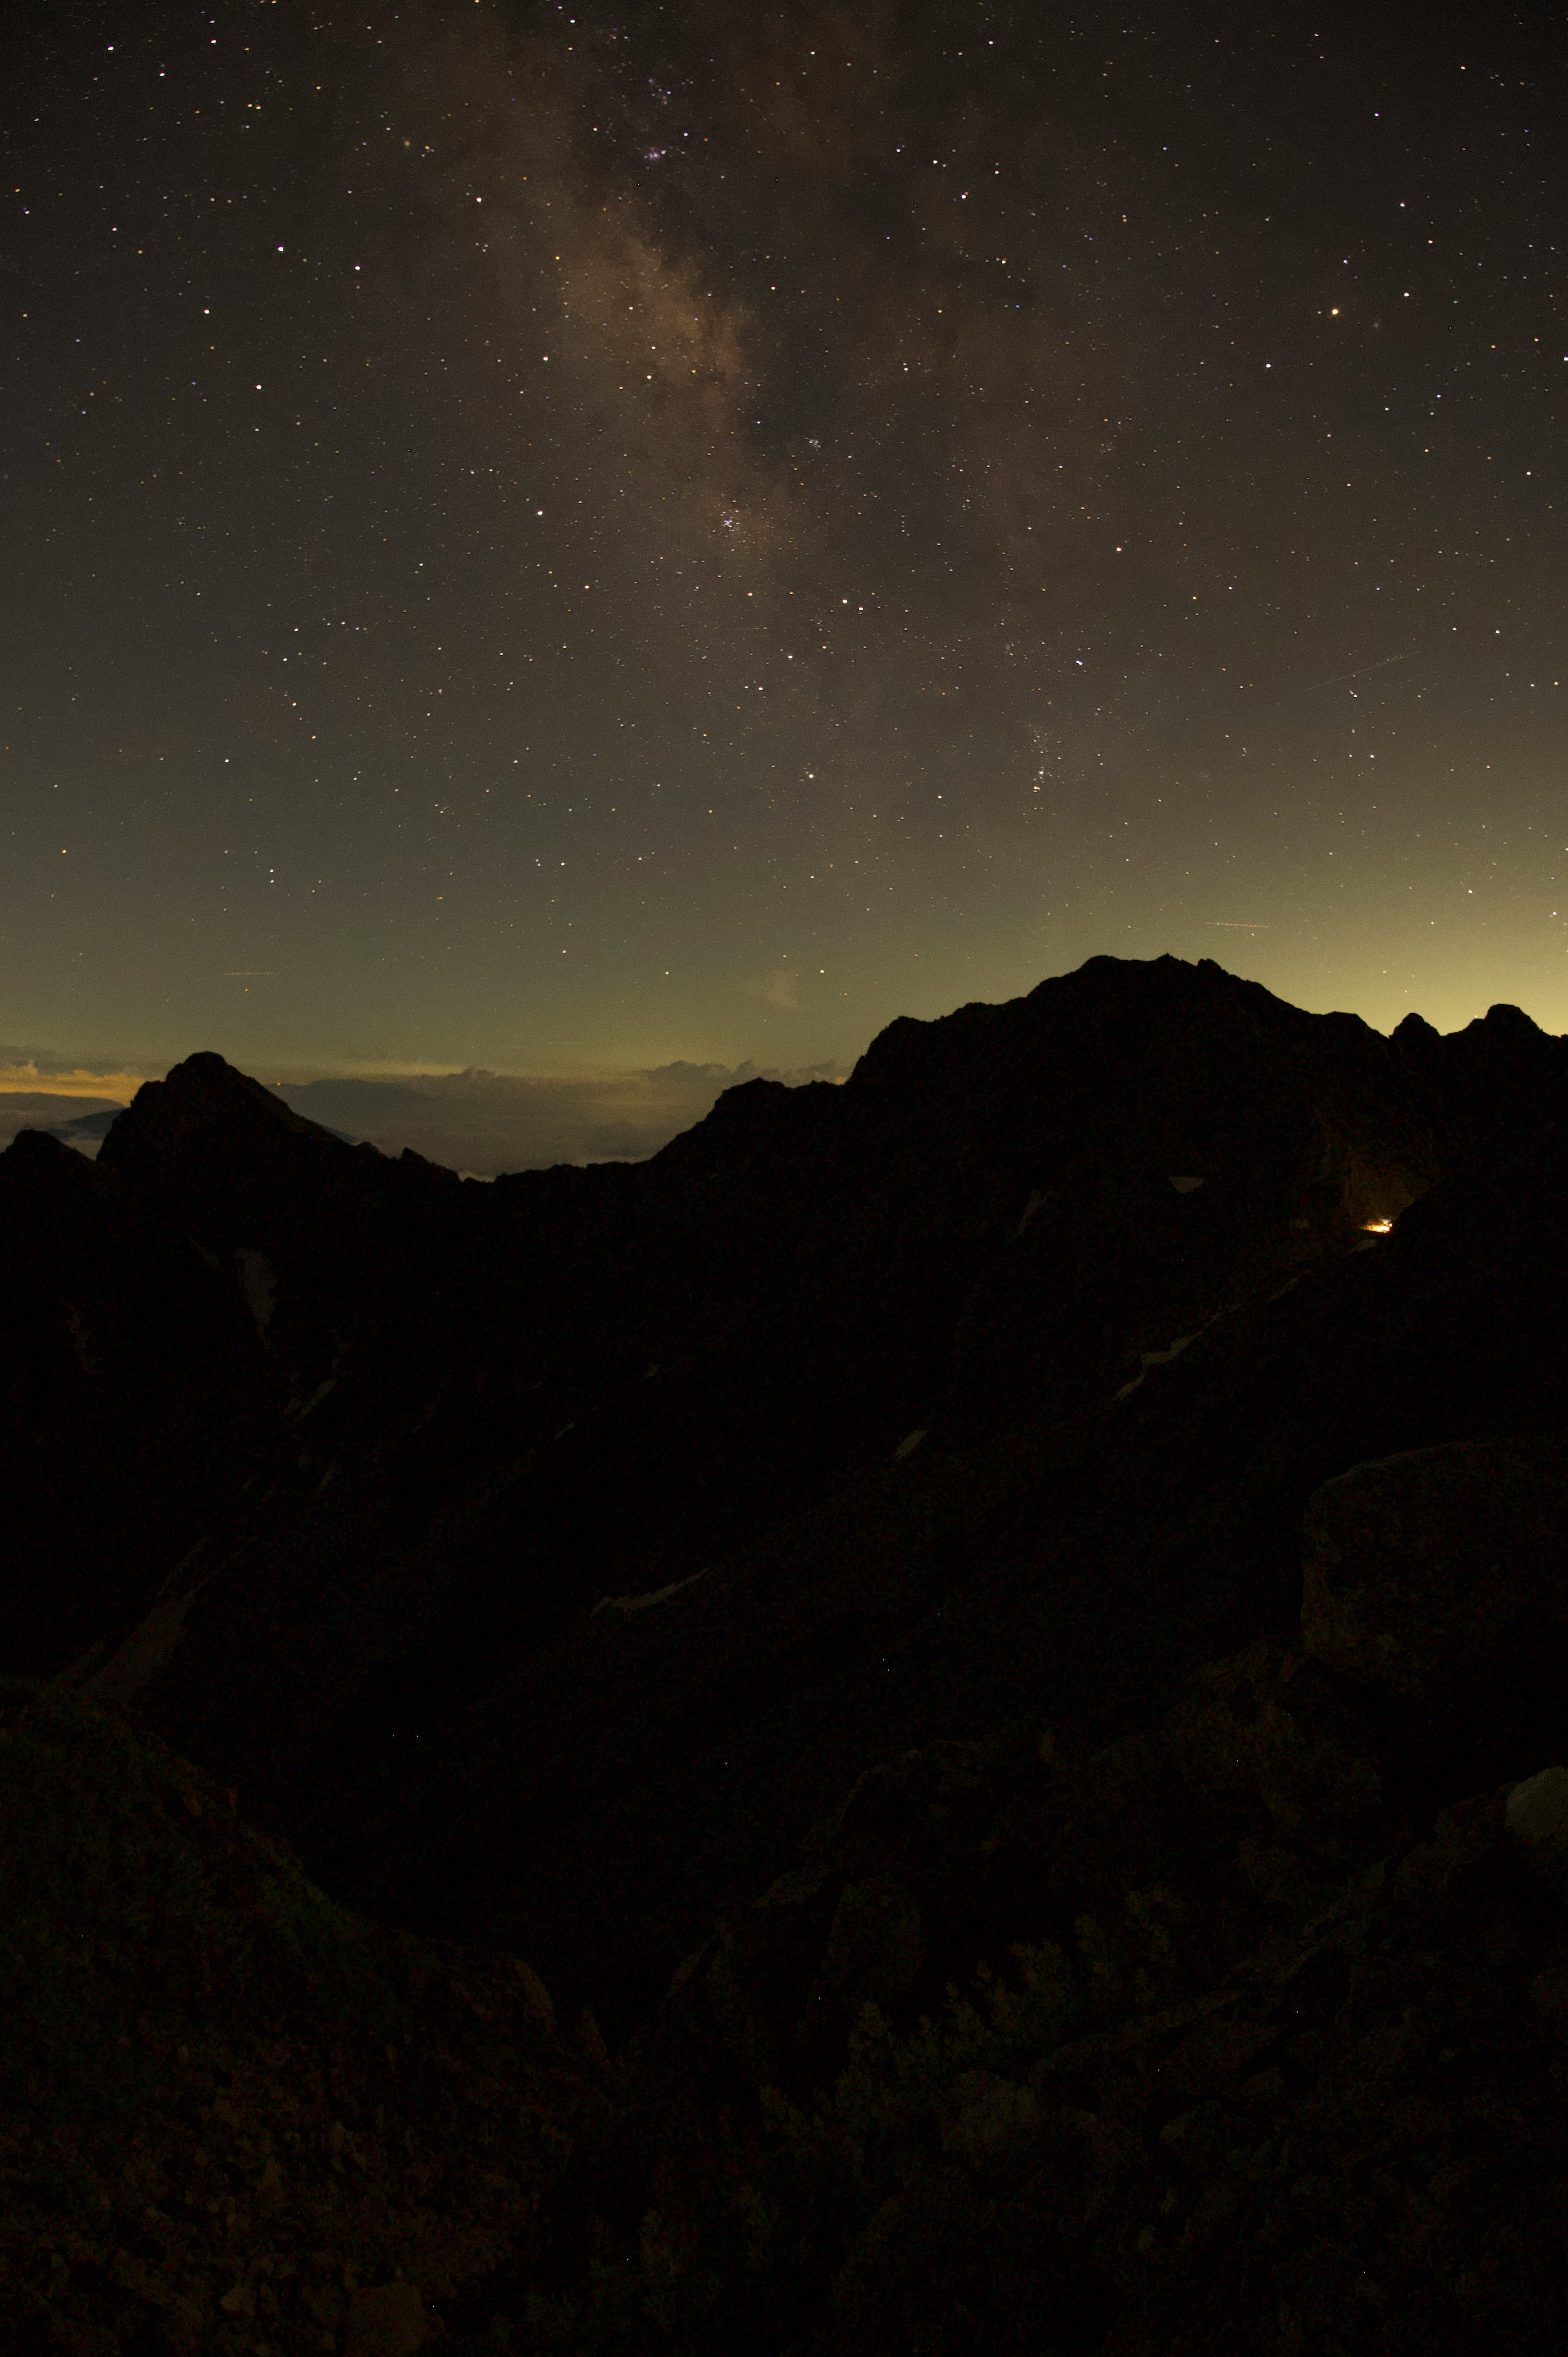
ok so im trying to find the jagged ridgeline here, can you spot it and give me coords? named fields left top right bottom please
left=4, top=952, right=1568, bottom=2354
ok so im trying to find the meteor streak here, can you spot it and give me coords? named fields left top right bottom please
left=1302, top=650, right=1419, bottom=693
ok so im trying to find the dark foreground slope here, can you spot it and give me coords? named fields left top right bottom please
left=0, top=1677, right=608, bottom=2356
left=518, top=1435, right=1568, bottom=2357
left=10, top=1334, right=1568, bottom=2350
left=5, top=954, right=1568, bottom=2350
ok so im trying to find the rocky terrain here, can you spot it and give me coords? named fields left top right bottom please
left=4, top=951, right=1567, bottom=2353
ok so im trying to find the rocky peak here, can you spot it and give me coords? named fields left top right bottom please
left=0, top=1122, right=108, bottom=1205
left=1394, top=997, right=1568, bottom=1171
left=97, top=1051, right=338, bottom=1191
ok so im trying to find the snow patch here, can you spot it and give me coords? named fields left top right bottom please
left=284, top=1376, right=338, bottom=1423
left=74, top=1539, right=214, bottom=1705
left=1011, top=1188, right=1047, bottom=1240
left=1116, top=1334, right=1194, bottom=1402
left=594, top=1569, right=707, bottom=1617
left=236, top=1247, right=277, bottom=1341
left=64, top=1306, right=99, bottom=1374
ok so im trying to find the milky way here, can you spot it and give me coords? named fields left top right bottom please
left=4, top=0, right=1566, bottom=1092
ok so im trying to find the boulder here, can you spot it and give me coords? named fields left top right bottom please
left=1506, top=1764, right=1568, bottom=1898
left=808, top=1875, right=924, bottom=2018
left=345, top=2277, right=436, bottom=2356
left=1300, top=1435, right=1568, bottom=1700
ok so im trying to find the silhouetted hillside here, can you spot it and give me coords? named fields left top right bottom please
left=4, top=953, right=1568, bottom=2354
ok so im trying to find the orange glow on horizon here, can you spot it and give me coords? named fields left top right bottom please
left=0, top=1066, right=147, bottom=1105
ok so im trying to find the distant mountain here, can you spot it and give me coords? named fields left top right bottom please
left=40, top=1105, right=124, bottom=1147
left=5, top=952, right=1568, bottom=2355
left=0, top=1091, right=126, bottom=1155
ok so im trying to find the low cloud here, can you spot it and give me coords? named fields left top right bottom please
left=0, top=1057, right=146, bottom=1102
left=0, top=1060, right=147, bottom=1155
left=0, top=1093, right=130, bottom=1154
left=0, top=1053, right=849, bottom=1176
left=276, top=1059, right=846, bottom=1175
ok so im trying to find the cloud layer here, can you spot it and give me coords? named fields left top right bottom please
left=0, top=1058, right=146, bottom=1100
left=0, top=1054, right=845, bottom=1174
left=0, top=1094, right=131, bottom=1154
left=277, top=1058, right=844, bottom=1175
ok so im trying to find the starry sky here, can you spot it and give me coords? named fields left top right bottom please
left=4, top=0, right=1566, bottom=1119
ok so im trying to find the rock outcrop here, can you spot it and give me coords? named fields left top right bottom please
left=1301, top=1435, right=1568, bottom=1699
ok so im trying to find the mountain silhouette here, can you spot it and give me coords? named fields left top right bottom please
left=4, top=952, right=1568, bottom=2355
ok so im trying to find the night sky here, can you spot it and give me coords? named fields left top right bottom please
left=5, top=1, right=1566, bottom=1125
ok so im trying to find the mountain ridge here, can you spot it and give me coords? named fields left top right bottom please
left=5, top=951, right=1568, bottom=2353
